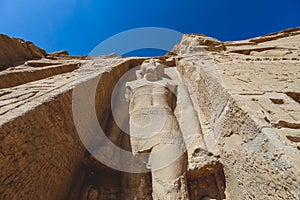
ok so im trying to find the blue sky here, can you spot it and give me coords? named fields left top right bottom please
left=0, top=0, right=299, bottom=56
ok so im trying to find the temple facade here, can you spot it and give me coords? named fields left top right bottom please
left=0, top=28, right=299, bottom=199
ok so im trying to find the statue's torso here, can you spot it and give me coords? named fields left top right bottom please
left=129, top=84, right=173, bottom=113
left=126, top=80, right=184, bottom=154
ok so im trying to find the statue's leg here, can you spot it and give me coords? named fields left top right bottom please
left=149, top=144, right=190, bottom=200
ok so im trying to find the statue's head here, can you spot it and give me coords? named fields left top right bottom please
left=136, top=59, right=165, bottom=81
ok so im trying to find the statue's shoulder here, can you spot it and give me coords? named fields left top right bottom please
left=161, top=78, right=178, bottom=88
left=125, top=80, right=148, bottom=91
left=125, top=80, right=139, bottom=87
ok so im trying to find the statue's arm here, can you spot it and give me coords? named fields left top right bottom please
left=171, top=84, right=178, bottom=111
left=125, top=85, right=132, bottom=102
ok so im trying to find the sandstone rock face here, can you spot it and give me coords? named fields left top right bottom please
left=0, top=28, right=299, bottom=200
left=176, top=27, right=300, bottom=199
left=0, top=34, right=47, bottom=70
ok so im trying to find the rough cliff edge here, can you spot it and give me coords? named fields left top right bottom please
left=0, top=27, right=299, bottom=200
left=0, top=34, right=47, bottom=70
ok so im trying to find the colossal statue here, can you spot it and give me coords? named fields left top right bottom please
left=125, top=59, right=190, bottom=199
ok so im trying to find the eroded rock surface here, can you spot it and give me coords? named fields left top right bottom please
left=176, top=27, right=300, bottom=199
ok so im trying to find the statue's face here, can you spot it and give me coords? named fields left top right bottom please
left=140, top=59, right=164, bottom=81
left=144, top=65, right=159, bottom=81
